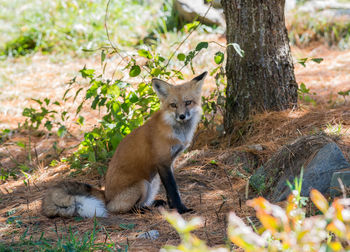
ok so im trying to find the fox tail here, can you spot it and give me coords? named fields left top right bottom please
left=42, top=181, right=107, bottom=218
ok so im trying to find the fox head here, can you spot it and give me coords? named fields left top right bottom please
left=152, top=71, right=207, bottom=124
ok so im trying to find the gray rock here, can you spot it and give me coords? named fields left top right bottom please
left=250, top=135, right=331, bottom=200
left=274, top=143, right=350, bottom=201
left=173, top=0, right=225, bottom=27
left=137, top=230, right=159, bottom=240
left=249, top=135, right=350, bottom=202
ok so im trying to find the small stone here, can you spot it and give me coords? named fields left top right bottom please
left=250, top=135, right=350, bottom=202
left=274, top=142, right=350, bottom=201
left=247, top=144, right=263, bottom=151
left=300, top=143, right=350, bottom=197
left=137, top=230, right=159, bottom=240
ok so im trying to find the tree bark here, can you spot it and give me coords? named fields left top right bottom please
left=222, top=0, right=298, bottom=132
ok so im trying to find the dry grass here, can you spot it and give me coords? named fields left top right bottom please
left=0, top=38, right=350, bottom=250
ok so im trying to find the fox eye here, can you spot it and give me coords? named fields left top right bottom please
left=170, top=103, right=177, bottom=108
left=185, top=100, right=192, bottom=106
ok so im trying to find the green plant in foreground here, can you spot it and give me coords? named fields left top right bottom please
left=163, top=189, right=350, bottom=251
left=286, top=167, right=308, bottom=208
left=161, top=211, right=225, bottom=252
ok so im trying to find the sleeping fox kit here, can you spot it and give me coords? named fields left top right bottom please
left=42, top=71, right=207, bottom=218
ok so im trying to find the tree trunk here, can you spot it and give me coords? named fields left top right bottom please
left=222, top=0, right=298, bottom=132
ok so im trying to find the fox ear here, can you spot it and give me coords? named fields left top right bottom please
left=191, top=71, right=207, bottom=91
left=152, top=78, right=171, bottom=100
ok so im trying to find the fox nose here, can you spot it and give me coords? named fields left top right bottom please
left=179, top=114, right=186, bottom=120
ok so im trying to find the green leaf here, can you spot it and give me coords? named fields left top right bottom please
left=31, top=98, right=42, bottom=105
left=80, top=68, right=95, bottom=78
left=16, top=141, right=25, bottom=148
left=151, top=67, right=162, bottom=77
left=184, top=21, right=200, bottom=32
left=44, top=98, right=50, bottom=105
left=227, top=43, right=244, bottom=57
left=62, top=88, right=71, bottom=100
left=108, top=85, right=120, bottom=97
left=138, top=49, right=152, bottom=59
left=214, top=51, right=224, bottom=64
left=88, top=151, right=96, bottom=163
left=129, top=93, right=139, bottom=103
left=44, top=121, right=53, bottom=131
left=338, top=90, right=350, bottom=96
left=311, top=57, right=323, bottom=64
left=82, top=48, right=95, bottom=52
left=77, top=116, right=84, bottom=126
left=129, top=65, right=141, bottom=77
left=297, top=58, right=308, bottom=67
left=177, top=53, right=186, bottom=61
left=73, top=87, right=84, bottom=102
left=57, top=126, right=67, bottom=138
left=195, top=42, right=208, bottom=52
left=91, top=95, right=100, bottom=109
left=299, top=82, right=310, bottom=94
left=76, top=102, right=83, bottom=115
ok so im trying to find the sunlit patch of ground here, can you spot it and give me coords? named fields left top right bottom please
left=293, top=45, right=350, bottom=104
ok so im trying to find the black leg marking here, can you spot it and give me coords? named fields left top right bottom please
left=166, top=194, right=174, bottom=209
left=158, top=165, right=193, bottom=214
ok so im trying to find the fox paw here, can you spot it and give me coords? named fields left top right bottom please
left=177, top=207, right=195, bottom=214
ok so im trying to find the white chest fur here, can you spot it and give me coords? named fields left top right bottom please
left=162, top=108, right=202, bottom=159
left=165, top=111, right=201, bottom=159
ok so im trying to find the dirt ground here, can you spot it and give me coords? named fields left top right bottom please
left=0, top=43, right=349, bottom=251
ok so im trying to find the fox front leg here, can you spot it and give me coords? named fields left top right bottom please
left=158, top=164, right=193, bottom=214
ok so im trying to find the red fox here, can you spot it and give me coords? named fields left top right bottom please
left=42, top=72, right=207, bottom=218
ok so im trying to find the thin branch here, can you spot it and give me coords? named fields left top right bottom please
left=105, top=0, right=151, bottom=77
left=104, top=0, right=124, bottom=59
left=165, top=2, right=213, bottom=72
